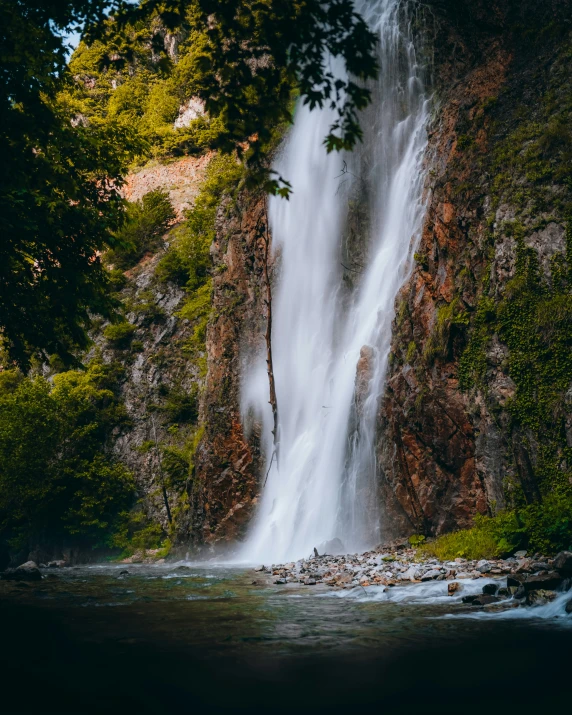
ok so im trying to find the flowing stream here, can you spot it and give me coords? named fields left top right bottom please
left=241, top=0, right=431, bottom=563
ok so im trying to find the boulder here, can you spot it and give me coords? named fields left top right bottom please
left=482, top=583, right=499, bottom=596
left=554, top=551, right=572, bottom=574
left=461, top=594, right=479, bottom=604
left=317, top=538, right=345, bottom=556
left=47, top=560, right=66, bottom=568
left=507, top=574, right=525, bottom=588
left=514, top=586, right=527, bottom=600
left=1, top=561, right=42, bottom=582
left=565, top=599, right=572, bottom=614
left=525, top=589, right=557, bottom=607
left=472, top=594, right=501, bottom=606
left=523, top=571, right=563, bottom=592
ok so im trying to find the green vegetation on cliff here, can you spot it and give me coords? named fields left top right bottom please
left=429, top=31, right=572, bottom=559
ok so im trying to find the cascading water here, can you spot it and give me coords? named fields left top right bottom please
left=240, top=0, right=431, bottom=563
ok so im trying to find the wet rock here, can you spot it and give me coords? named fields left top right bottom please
left=462, top=594, right=479, bottom=604
left=317, top=538, right=345, bottom=556
left=273, top=578, right=287, bottom=585
left=497, top=587, right=509, bottom=597
left=472, top=594, right=501, bottom=606
left=565, top=599, right=572, bottom=614
left=47, top=560, right=66, bottom=568
left=523, top=571, right=563, bottom=592
left=421, top=569, right=441, bottom=581
left=525, top=589, right=557, bottom=607
left=1, top=561, right=42, bottom=582
left=254, top=565, right=267, bottom=572
left=514, top=586, right=526, bottom=600
left=482, top=583, right=498, bottom=595
left=554, top=551, right=572, bottom=574
left=448, top=582, right=461, bottom=595
left=507, top=574, right=525, bottom=588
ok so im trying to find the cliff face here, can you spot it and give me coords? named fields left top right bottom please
left=101, top=0, right=572, bottom=553
left=377, top=0, right=572, bottom=537
left=188, top=191, right=268, bottom=550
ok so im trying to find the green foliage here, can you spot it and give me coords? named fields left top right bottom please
left=103, top=321, right=137, bottom=348
left=156, top=384, right=199, bottom=425
left=105, top=190, right=175, bottom=270
left=111, top=506, right=169, bottom=557
left=0, top=358, right=135, bottom=551
left=155, top=154, right=243, bottom=373
left=0, top=1, right=145, bottom=369
left=409, top=534, right=426, bottom=548
left=423, top=488, right=572, bottom=560
left=84, top=0, right=379, bottom=193
left=424, top=297, right=469, bottom=363
left=156, top=154, right=243, bottom=288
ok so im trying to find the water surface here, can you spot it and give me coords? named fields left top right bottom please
left=1, top=563, right=570, bottom=713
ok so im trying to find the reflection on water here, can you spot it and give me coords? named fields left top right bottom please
left=1, top=563, right=570, bottom=714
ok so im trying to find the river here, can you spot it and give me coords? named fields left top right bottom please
left=1, top=563, right=570, bottom=713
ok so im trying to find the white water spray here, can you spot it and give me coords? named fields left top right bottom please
left=240, top=0, right=431, bottom=563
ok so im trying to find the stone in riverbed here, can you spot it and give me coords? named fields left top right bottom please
left=522, top=571, right=563, bottom=592
left=482, top=583, right=499, bottom=595
left=1, top=561, right=42, bottom=582
left=525, top=589, right=557, bottom=607
left=448, top=582, right=461, bottom=595
left=565, top=599, right=572, bottom=614
left=471, top=594, right=501, bottom=606
left=462, top=594, right=479, bottom=604
left=421, top=569, right=441, bottom=581
left=476, top=561, right=492, bottom=574
left=554, top=551, right=572, bottom=574
left=47, top=560, right=66, bottom=568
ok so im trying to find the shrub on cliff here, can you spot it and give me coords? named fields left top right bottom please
left=105, top=189, right=175, bottom=271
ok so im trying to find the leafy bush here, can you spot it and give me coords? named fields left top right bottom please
left=105, top=190, right=175, bottom=271
left=157, top=384, right=199, bottom=425
left=111, top=507, right=171, bottom=558
left=0, top=360, right=135, bottom=554
left=103, top=321, right=137, bottom=348
left=423, top=489, right=572, bottom=560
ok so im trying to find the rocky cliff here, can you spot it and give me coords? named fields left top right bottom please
left=185, top=0, right=572, bottom=548
left=93, top=0, right=572, bottom=554
left=377, top=0, right=572, bottom=537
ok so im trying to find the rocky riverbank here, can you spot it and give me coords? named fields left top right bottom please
left=254, top=547, right=572, bottom=612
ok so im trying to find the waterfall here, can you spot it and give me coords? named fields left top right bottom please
left=240, top=0, right=431, bottom=563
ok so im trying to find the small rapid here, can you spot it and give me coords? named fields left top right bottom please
left=240, top=0, right=431, bottom=563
